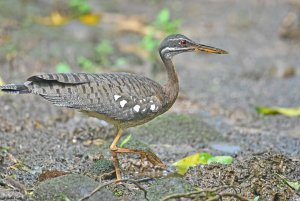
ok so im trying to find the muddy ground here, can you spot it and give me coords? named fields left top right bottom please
left=0, top=0, right=300, bottom=200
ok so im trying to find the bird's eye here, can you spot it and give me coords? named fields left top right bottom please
left=179, top=40, right=187, bottom=45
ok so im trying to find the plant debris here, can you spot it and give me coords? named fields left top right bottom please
left=185, top=152, right=300, bottom=200
left=256, top=105, right=300, bottom=116
left=172, top=153, right=233, bottom=175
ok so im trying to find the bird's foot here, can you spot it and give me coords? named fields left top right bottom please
left=112, top=147, right=166, bottom=169
left=139, top=151, right=166, bottom=169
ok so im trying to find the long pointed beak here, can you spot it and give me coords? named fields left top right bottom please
left=192, top=43, right=228, bottom=54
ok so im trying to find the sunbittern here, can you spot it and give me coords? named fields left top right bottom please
left=0, top=34, right=227, bottom=181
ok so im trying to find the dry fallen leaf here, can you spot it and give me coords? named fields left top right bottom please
left=0, top=34, right=11, bottom=45
left=103, top=12, right=163, bottom=37
left=0, top=75, right=5, bottom=96
left=7, top=153, right=32, bottom=172
left=38, top=170, right=69, bottom=182
left=119, top=44, right=149, bottom=59
left=83, top=138, right=105, bottom=146
left=78, top=13, right=101, bottom=25
left=33, top=11, right=70, bottom=26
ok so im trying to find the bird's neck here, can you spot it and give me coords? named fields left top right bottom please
left=161, top=58, right=179, bottom=106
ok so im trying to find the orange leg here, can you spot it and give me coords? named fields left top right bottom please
left=110, top=128, right=166, bottom=181
left=115, top=147, right=166, bottom=168
left=110, top=128, right=124, bottom=181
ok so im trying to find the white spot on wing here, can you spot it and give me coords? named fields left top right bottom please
left=142, top=108, right=146, bottom=112
left=120, top=100, right=127, bottom=107
left=24, top=81, right=32, bottom=87
left=133, top=105, right=140, bottom=112
left=150, top=104, right=156, bottom=111
left=114, top=95, right=121, bottom=101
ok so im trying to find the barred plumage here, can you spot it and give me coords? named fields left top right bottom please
left=0, top=83, right=30, bottom=94
left=0, top=34, right=227, bottom=181
left=16, top=72, right=165, bottom=127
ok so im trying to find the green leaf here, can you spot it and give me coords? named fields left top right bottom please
left=141, top=33, right=158, bottom=51
left=95, top=40, right=114, bottom=55
left=276, top=174, right=300, bottom=191
left=172, top=153, right=213, bottom=175
left=120, top=134, right=132, bottom=148
left=207, top=156, right=234, bottom=165
left=256, top=106, right=300, bottom=117
left=286, top=180, right=300, bottom=191
left=57, top=192, right=71, bottom=201
left=69, top=0, right=90, bottom=15
left=164, top=19, right=181, bottom=34
left=0, top=146, right=10, bottom=152
left=155, top=8, right=170, bottom=26
left=77, top=56, right=94, bottom=71
left=154, top=8, right=181, bottom=34
left=140, top=8, right=181, bottom=62
left=56, top=62, right=71, bottom=73
left=198, top=152, right=213, bottom=163
left=115, top=57, right=127, bottom=67
left=253, top=196, right=260, bottom=201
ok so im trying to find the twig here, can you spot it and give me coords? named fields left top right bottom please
left=160, top=187, right=248, bottom=201
left=4, top=176, right=27, bottom=195
left=78, top=179, right=148, bottom=201
left=206, top=192, right=248, bottom=201
left=160, top=188, right=219, bottom=201
left=97, top=170, right=115, bottom=182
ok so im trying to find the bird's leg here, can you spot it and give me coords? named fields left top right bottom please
left=114, top=147, right=166, bottom=168
left=110, top=129, right=166, bottom=181
left=110, top=128, right=124, bottom=181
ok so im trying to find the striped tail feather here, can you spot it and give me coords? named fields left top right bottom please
left=0, top=83, right=30, bottom=94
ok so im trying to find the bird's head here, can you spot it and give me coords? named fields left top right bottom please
left=159, top=34, right=228, bottom=59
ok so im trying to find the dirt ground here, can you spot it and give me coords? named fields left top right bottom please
left=1, top=0, right=300, bottom=200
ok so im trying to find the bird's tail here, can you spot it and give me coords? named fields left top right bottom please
left=0, top=83, right=30, bottom=94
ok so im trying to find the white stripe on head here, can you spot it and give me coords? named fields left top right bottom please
left=168, top=37, right=187, bottom=41
left=160, top=47, right=192, bottom=58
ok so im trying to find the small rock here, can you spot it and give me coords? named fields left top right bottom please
left=0, top=188, right=25, bottom=201
left=32, top=174, right=115, bottom=201
left=131, top=113, right=223, bottom=145
left=279, top=11, right=300, bottom=39
left=89, top=159, right=115, bottom=178
left=145, top=177, right=194, bottom=201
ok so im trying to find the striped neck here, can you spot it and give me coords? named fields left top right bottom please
left=161, top=58, right=178, bottom=85
left=160, top=54, right=179, bottom=106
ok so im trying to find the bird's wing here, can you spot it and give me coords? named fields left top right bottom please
left=26, top=73, right=165, bottom=122
left=27, top=73, right=89, bottom=84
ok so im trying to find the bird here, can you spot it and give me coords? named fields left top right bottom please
left=0, top=34, right=227, bottom=181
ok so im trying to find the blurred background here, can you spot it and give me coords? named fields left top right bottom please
left=1, top=0, right=300, bottom=157
left=0, top=0, right=300, bottom=157
left=1, top=0, right=300, bottom=115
